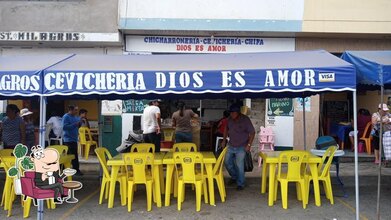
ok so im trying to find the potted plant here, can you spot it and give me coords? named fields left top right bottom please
left=7, top=143, right=35, bottom=195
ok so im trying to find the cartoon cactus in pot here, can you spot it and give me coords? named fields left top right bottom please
left=7, top=143, right=35, bottom=194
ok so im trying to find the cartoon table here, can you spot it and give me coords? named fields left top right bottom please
left=62, top=181, right=82, bottom=203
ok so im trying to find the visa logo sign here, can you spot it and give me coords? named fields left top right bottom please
left=319, top=73, right=335, bottom=82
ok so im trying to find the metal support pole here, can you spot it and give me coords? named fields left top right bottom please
left=98, top=100, right=103, bottom=182
left=353, top=91, right=359, bottom=220
left=38, top=96, right=47, bottom=220
left=376, top=86, right=384, bottom=220
left=302, top=97, right=307, bottom=150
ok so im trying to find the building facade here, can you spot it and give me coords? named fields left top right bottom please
left=1, top=0, right=390, bottom=150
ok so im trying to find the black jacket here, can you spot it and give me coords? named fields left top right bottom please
left=34, top=171, right=64, bottom=187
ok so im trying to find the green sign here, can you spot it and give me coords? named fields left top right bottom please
left=267, top=98, right=294, bottom=116
left=122, top=99, right=149, bottom=113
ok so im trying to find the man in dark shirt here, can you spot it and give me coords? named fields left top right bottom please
left=221, top=104, right=255, bottom=190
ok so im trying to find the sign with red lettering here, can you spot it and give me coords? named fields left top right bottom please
left=125, top=35, right=294, bottom=53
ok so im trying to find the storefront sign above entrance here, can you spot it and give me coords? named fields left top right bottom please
left=125, top=35, right=295, bottom=53
left=0, top=51, right=355, bottom=98
left=0, top=31, right=119, bottom=42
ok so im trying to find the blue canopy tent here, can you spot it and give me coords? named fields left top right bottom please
left=0, top=54, right=73, bottom=220
left=342, top=50, right=391, bottom=220
left=0, top=51, right=359, bottom=218
left=0, top=54, right=73, bottom=144
left=0, top=55, right=73, bottom=99
left=40, top=50, right=361, bottom=219
left=0, top=50, right=353, bottom=218
left=42, top=50, right=355, bottom=100
left=342, top=51, right=391, bottom=90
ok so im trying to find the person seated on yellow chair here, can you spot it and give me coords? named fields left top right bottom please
left=79, top=109, right=90, bottom=128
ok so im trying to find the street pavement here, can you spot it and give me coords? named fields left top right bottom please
left=1, top=155, right=391, bottom=220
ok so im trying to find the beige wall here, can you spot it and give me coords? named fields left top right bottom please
left=296, top=38, right=391, bottom=53
left=249, top=99, right=266, bottom=147
left=64, top=100, right=99, bottom=121
left=294, top=95, right=319, bottom=150
left=358, top=91, right=388, bottom=114
left=303, top=0, right=391, bottom=34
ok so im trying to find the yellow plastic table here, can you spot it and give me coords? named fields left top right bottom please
left=163, top=151, right=217, bottom=207
left=59, top=154, right=75, bottom=181
left=259, top=151, right=322, bottom=207
left=107, top=152, right=165, bottom=208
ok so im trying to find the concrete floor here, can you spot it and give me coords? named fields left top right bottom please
left=1, top=155, right=391, bottom=220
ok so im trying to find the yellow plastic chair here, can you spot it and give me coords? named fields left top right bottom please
left=212, top=147, right=229, bottom=202
left=95, top=148, right=127, bottom=205
left=274, top=150, right=309, bottom=209
left=131, top=143, right=155, bottom=153
left=123, top=152, right=154, bottom=212
left=79, top=126, right=98, bottom=160
left=0, top=149, right=14, bottom=216
left=171, top=142, right=198, bottom=195
left=306, top=146, right=337, bottom=205
left=22, top=190, right=56, bottom=218
left=47, top=145, right=68, bottom=156
left=172, top=143, right=198, bottom=152
left=173, top=152, right=208, bottom=212
left=0, top=149, right=14, bottom=206
left=162, top=128, right=175, bottom=141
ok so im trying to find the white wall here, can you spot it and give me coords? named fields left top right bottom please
left=0, top=47, right=123, bottom=55
left=120, top=0, right=304, bottom=20
left=122, top=113, right=143, bottom=141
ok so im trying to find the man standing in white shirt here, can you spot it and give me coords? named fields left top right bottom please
left=47, top=112, right=63, bottom=139
left=142, top=99, right=162, bottom=152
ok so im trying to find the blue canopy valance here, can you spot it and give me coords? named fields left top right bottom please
left=1, top=50, right=356, bottom=100
left=41, top=50, right=356, bottom=99
left=0, top=55, right=72, bottom=99
left=341, top=50, right=391, bottom=89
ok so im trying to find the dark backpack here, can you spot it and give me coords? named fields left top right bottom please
left=315, top=136, right=338, bottom=150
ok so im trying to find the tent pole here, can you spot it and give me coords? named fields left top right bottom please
left=376, top=86, right=384, bottom=220
left=38, top=96, right=47, bottom=220
left=199, top=100, right=202, bottom=122
left=319, top=94, right=324, bottom=136
left=302, top=97, right=307, bottom=150
left=98, top=100, right=103, bottom=148
left=98, top=100, right=103, bottom=182
left=353, top=91, right=359, bottom=220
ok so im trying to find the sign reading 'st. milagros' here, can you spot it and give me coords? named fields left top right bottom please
left=0, top=31, right=119, bottom=42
